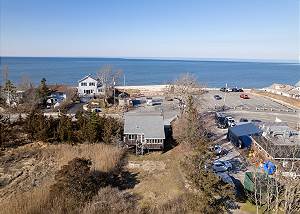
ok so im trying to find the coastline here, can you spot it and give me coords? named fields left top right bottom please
left=116, top=85, right=253, bottom=92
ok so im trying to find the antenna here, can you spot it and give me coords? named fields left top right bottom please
left=123, top=74, right=126, bottom=94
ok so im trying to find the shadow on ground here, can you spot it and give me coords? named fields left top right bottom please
left=110, top=170, right=140, bottom=190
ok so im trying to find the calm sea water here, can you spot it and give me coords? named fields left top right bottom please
left=0, top=57, right=299, bottom=88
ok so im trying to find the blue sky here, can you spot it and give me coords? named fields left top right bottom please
left=0, top=0, right=299, bottom=60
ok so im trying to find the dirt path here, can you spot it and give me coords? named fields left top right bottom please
left=125, top=144, right=190, bottom=208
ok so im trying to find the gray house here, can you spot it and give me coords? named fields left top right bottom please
left=123, top=113, right=165, bottom=154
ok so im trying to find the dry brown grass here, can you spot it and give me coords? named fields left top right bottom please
left=126, top=143, right=191, bottom=209
left=0, top=143, right=125, bottom=214
left=49, top=143, right=125, bottom=172
left=0, top=184, right=50, bottom=214
left=252, top=90, right=300, bottom=108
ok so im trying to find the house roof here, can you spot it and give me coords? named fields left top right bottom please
left=229, top=122, right=262, bottom=137
left=48, top=85, right=76, bottom=93
left=124, top=113, right=165, bottom=139
left=78, top=74, right=97, bottom=83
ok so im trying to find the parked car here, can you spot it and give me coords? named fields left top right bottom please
left=210, top=144, right=227, bottom=156
left=146, top=97, right=153, bottom=106
left=240, top=94, right=249, bottom=99
left=225, top=116, right=236, bottom=127
left=215, top=112, right=227, bottom=129
left=91, top=107, right=102, bottom=113
left=214, top=95, right=222, bottom=100
left=251, top=119, right=262, bottom=123
left=231, top=87, right=239, bottom=92
left=216, top=172, right=235, bottom=185
left=213, top=160, right=233, bottom=172
left=220, top=87, right=229, bottom=92
left=239, top=118, right=248, bottom=122
left=238, top=88, right=244, bottom=92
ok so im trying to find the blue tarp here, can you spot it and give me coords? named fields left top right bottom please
left=239, top=135, right=252, bottom=148
left=263, top=161, right=276, bottom=175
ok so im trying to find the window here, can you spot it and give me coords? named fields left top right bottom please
left=128, top=134, right=135, bottom=140
left=81, top=82, right=87, bottom=86
left=89, top=82, right=95, bottom=86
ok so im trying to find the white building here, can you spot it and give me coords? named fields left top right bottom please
left=78, top=75, right=105, bottom=97
left=265, top=83, right=300, bottom=99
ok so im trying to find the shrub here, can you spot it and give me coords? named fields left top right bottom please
left=48, top=158, right=99, bottom=211
left=81, top=186, right=137, bottom=214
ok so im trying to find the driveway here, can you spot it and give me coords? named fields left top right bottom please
left=67, top=102, right=84, bottom=114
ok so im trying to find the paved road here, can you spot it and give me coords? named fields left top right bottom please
left=67, top=102, right=84, bottom=114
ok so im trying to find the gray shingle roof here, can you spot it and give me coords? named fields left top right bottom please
left=124, top=113, right=165, bottom=139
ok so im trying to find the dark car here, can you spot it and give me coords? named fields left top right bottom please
left=238, top=88, right=244, bottom=92
left=239, top=118, right=248, bottom=122
left=251, top=119, right=262, bottom=123
left=231, top=88, right=239, bottom=92
left=214, top=95, right=222, bottom=100
left=215, top=112, right=227, bottom=129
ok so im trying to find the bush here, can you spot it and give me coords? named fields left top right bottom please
left=49, top=158, right=99, bottom=211
left=81, top=186, right=137, bottom=214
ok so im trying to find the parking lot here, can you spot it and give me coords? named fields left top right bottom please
left=129, top=96, right=180, bottom=125
left=198, top=90, right=299, bottom=128
left=211, top=126, right=254, bottom=184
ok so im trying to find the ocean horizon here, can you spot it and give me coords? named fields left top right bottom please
left=0, top=57, right=299, bottom=88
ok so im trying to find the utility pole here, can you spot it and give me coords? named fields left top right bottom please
left=123, top=74, right=126, bottom=95
left=223, top=83, right=227, bottom=111
left=113, top=77, right=116, bottom=105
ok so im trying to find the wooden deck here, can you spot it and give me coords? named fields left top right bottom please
left=123, top=139, right=163, bottom=150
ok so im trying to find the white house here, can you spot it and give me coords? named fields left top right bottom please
left=78, top=75, right=105, bottom=97
left=265, top=83, right=300, bottom=99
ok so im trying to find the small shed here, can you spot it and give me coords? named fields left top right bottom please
left=227, top=122, right=262, bottom=148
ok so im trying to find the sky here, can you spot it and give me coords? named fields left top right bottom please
left=0, top=0, right=299, bottom=61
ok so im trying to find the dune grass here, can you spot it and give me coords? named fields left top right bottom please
left=0, top=143, right=124, bottom=214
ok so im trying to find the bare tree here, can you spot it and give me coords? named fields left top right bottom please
left=2, top=65, right=8, bottom=86
left=18, top=74, right=33, bottom=91
left=96, top=65, right=123, bottom=99
left=166, top=73, right=205, bottom=114
left=250, top=140, right=300, bottom=213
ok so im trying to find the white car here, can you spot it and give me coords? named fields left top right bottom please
left=213, top=160, right=233, bottom=172
left=225, top=117, right=236, bottom=127
left=210, top=144, right=227, bottom=156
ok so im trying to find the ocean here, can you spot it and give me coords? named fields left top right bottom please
left=0, top=57, right=299, bottom=88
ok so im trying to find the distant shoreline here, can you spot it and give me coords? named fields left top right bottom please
left=1, top=57, right=299, bottom=88
left=116, top=85, right=253, bottom=91
left=1, top=56, right=299, bottom=64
